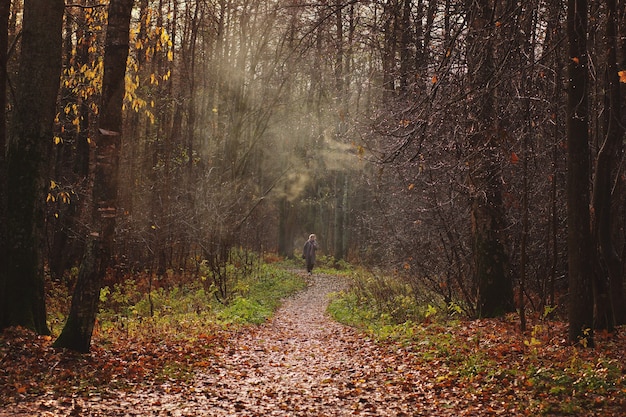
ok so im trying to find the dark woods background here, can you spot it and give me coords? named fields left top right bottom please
left=0, top=0, right=625, bottom=345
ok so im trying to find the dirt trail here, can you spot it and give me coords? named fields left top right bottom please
left=3, top=274, right=428, bottom=416
left=183, top=273, right=416, bottom=416
left=6, top=273, right=625, bottom=416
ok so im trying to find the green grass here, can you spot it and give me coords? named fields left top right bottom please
left=103, top=264, right=303, bottom=327
left=216, top=265, right=306, bottom=325
left=327, top=268, right=449, bottom=342
left=47, top=254, right=308, bottom=343
left=46, top=256, right=308, bottom=385
left=326, top=268, right=626, bottom=416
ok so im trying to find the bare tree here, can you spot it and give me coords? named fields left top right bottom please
left=465, top=0, right=514, bottom=317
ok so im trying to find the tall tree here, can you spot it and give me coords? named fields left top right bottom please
left=1, top=0, right=65, bottom=334
left=49, top=3, right=96, bottom=280
left=0, top=0, right=11, bottom=330
left=465, top=0, right=514, bottom=317
left=591, top=0, right=625, bottom=329
left=54, top=0, right=134, bottom=353
left=566, top=0, right=594, bottom=346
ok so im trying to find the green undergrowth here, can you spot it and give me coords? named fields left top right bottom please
left=45, top=254, right=306, bottom=383
left=279, top=253, right=355, bottom=277
left=0, top=255, right=313, bottom=400
left=94, top=262, right=306, bottom=333
left=327, top=269, right=626, bottom=415
left=327, top=269, right=456, bottom=341
left=215, top=265, right=306, bottom=325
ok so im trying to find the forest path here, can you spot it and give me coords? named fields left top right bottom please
left=4, top=272, right=624, bottom=416
left=2, top=273, right=443, bottom=416
left=166, top=272, right=422, bottom=416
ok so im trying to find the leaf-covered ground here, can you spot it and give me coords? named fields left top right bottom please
left=2, top=273, right=626, bottom=416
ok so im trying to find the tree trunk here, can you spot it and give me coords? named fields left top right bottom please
left=398, top=0, right=413, bottom=92
left=54, top=0, right=134, bottom=353
left=2, top=0, right=65, bottom=334
left=466, top=0, right=514, bottom=318
left=566, top=0, right=594, bottom=346
left=0, top=0, right=10, bottom=329
left=542, top=0, right=564, bottom=312
left=381, top=1, right=399, bottom=96
left=591, top=0, right=625, bottom=329
left=49, top=6, right=92, bottom=280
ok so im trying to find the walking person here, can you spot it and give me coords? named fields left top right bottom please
left=302, top=234, right=318, bottom=274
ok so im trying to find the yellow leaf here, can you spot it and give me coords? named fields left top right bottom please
left=161, top=29, right=170, bottom=45
left=54, top=136, right=63, bottom=145
left=431, top=75, right=438, bottom=84
left=408, top=183, right=415, bottom=190
left=50, top=180, right=57, bottom=189
left=618, top=70, right=626, bottom=83
left=571, top=56, right=580, bottom=65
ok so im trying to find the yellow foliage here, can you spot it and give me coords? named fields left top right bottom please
left=146, top=110, right=156, bottom=125
left=59, top=192, right=71, bottom=204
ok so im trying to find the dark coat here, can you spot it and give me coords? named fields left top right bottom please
left=303, top=239, right=317, bottom=265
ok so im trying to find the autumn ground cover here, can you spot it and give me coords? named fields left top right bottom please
left=1, top=267, right=626, bottom=416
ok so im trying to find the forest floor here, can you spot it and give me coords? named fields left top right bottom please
left=2, top=272, right=626, bottom=416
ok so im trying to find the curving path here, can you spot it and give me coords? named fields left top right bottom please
left=3, top=274, right=434, bottom=416
left=181, top=273, right=417, bottom=416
